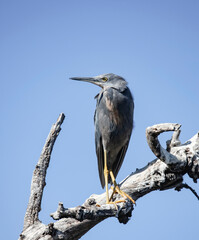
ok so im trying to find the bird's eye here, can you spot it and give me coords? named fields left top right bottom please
left=102, top=77, right=108, bottom=82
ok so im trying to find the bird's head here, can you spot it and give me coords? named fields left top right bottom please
left=70, top=73, right=127, bottom=91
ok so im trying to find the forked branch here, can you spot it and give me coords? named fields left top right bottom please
left=20, top=117, right=199, bottom=240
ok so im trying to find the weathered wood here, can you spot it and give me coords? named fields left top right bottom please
left=19, top=117, right=199, bottom=240
left=23, top=113, right=65, bottom=231
left=146, top=123, right=181, bottom=165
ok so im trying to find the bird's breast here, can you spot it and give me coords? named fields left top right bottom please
left=96, top=89, right=133, bottom=137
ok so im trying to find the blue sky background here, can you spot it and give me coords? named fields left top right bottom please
left=1, top=1, right=199, bottom=239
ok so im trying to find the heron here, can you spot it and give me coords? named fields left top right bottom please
left=70, top=73, right=135, bottom=204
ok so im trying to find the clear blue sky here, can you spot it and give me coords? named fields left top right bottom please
left=1, top=1, right=199, bottom=239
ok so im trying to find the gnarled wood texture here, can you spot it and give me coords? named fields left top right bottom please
left=19, top=115, right=199, bottom=240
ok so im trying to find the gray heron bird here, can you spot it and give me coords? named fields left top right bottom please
left=70, top=73, right=135, bottom=204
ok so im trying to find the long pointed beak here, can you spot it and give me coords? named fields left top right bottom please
left=70, top=77, right=102, bottom=87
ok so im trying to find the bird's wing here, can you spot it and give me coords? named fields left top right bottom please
left=95, top=133, right=105, bottom=188
left=94, top=91, right=106, bottom=188
left=112, top=140, right=130, bottom=182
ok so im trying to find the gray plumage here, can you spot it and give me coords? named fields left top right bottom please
left=70, top=73, right=134, bottom=188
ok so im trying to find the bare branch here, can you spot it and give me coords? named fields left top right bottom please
left=50, top=158, right=183, bottom=230
left=166, top=129, right=181, bottom=151
left=23, top=113, right=65, bottom=231
left=146, top=123, right=181, bottom=165
left=51, top=201, right=133, bottom=224
left=50, top=124, right=199, bottom=229
left=175, top=183, right=199, bottom=200
left=20, top=120, right=199, bottom=240
left=185, top=132, right=199, bottom=183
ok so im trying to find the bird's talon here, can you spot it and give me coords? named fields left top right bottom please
left=107, top=201, right=118, bottom=210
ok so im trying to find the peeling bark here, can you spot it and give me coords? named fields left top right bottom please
left=19, top=115, right=199, bottom=240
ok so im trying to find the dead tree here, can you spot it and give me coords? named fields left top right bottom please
left=19, top=113, right=199, bottom=240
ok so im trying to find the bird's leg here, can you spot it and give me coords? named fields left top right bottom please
left=103, top=151, right=122, bottom=208
left=108, top=172, right=125, bottom=204
left=109, top=170, right=136, bottom=204
left=104, top=150, right=110, bottom=204
left=109, top=186, right=116, bottom=202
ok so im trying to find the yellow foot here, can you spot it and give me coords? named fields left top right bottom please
left=106, top=201, right=121, bottom=210
left=109, top=170, right=136, bottom=205
left=96, top=200, right=125, bottom=209
left=110, top=186, right=136, bottom=205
